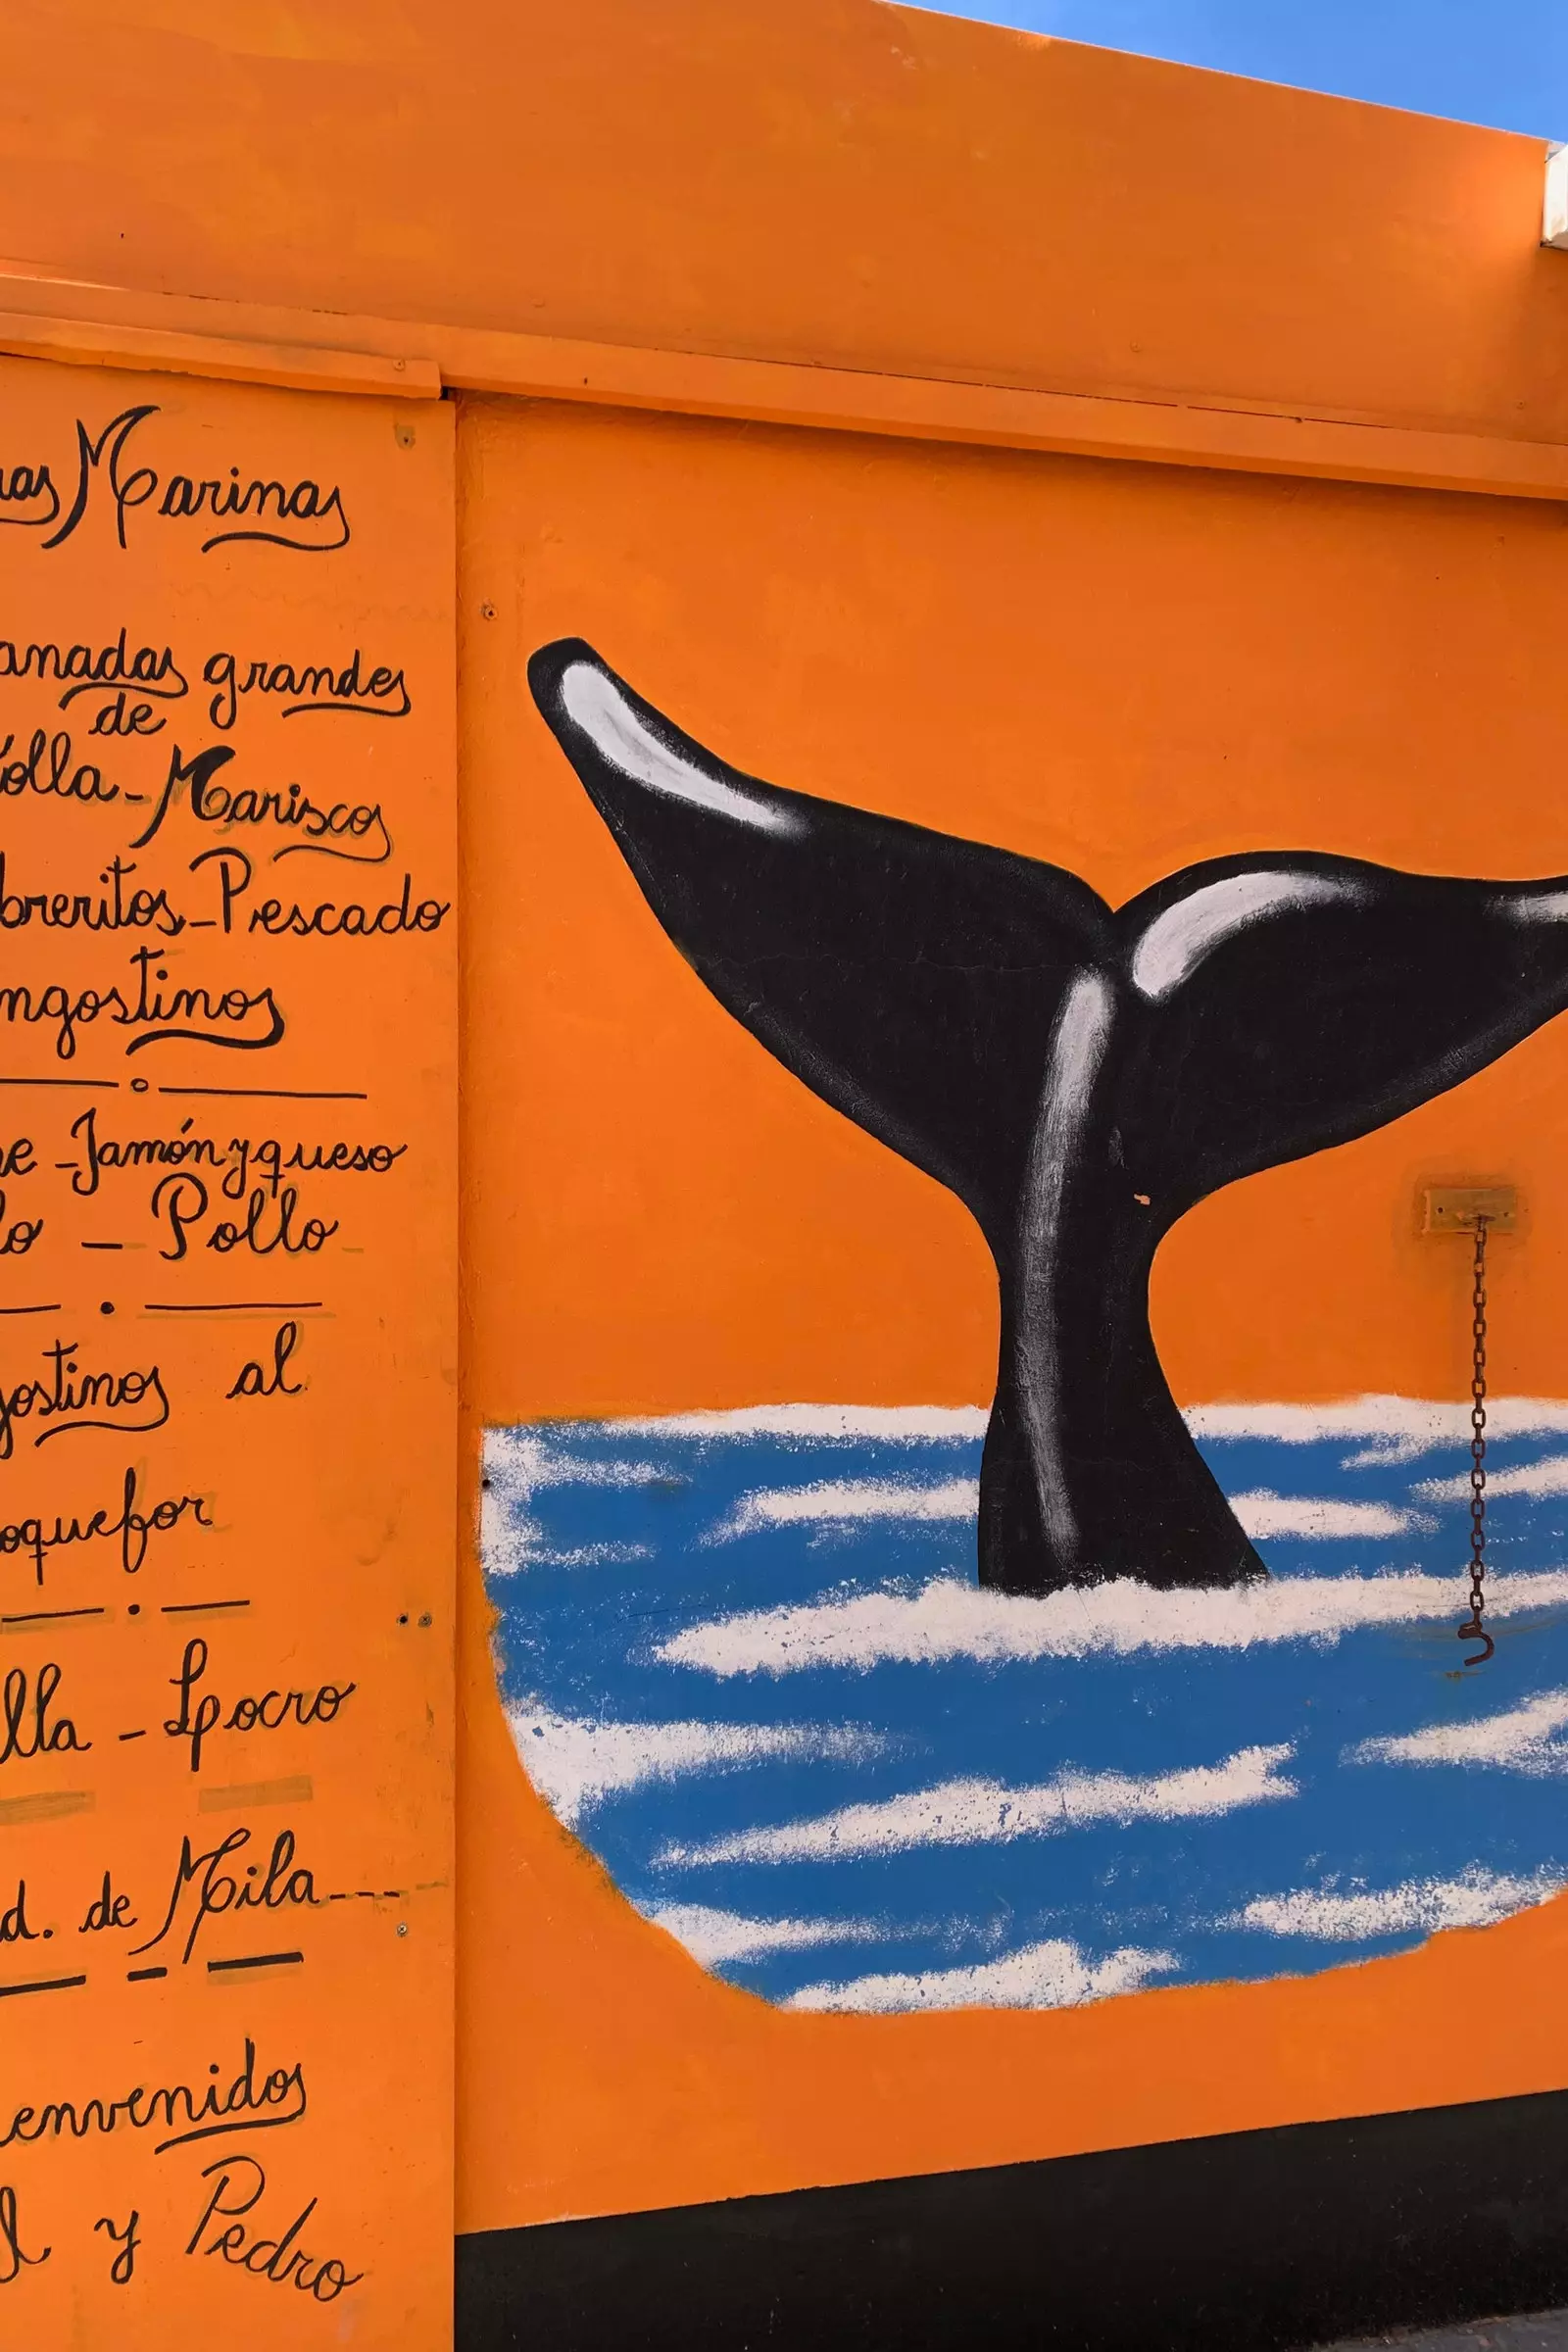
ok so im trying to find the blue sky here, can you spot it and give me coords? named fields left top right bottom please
left=921, top=0, right=1568, bottom=139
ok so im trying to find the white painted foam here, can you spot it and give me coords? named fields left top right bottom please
left=641, top=1903, right=888, bottom=1966
left=1228, top=1866, right=1565, bottom=1940
left=659, top=1741, right=1295, bottom=1866
left=709, top=1477, right=978, bottom=1543
left=1414, top=1451, right=1568, bottom=1504
left=480, top=1430, right=681, bottom=1574
left=507, top=1709, right=887, bottom=1827
left=785, top=1937, right=1177, bottom=2014
left=657, top=1566, right=1568, bottom=1677
left=1229, top=1491, right=1428, bottom=1540
left=1188, top=1396, right=1568, bottom=1458
left=560, top=662, right=801, bottom=837
left=1349, top=1687, right=1568, bottom=1776
left=581, top=1396, right=1568, bottom=1460
left=1130, top=871, right=1355, bottom=1000
left=602, top=1404, right=992, bottom=1441
left=479, top=1505, right=546, bottom=1579
left=1186, top=1396, right=1460, bottom=1457
left=523, top=1541, right=655, bottom=1571
left=481, top=1429, right=675, bottom=1494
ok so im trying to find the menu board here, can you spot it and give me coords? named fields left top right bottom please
left=0, top=357, right=456, bottom=2345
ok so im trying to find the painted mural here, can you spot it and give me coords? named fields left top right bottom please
left=479, top=639, right=1568, bottom=2020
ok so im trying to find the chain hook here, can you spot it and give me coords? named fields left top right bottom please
left=1457, top=1214, right=1494, bottom=1667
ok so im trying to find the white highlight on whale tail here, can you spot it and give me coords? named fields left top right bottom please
left=560, top=662, right=801, bottom=837
left=506, top=1708, right=887, bottom=1827
left=658, top=1741, right=1295, bottom=1866
left=1500, top=887, right=1568, bottom=924
left=1130, top=870, right=1357, bottom=1000
left=1349, top=1687, right=1568, bottom=1777
left=1018, top=970, right=1115, bottom=1556
left=785, top=1937, right=1177, bottom=2014
left=1228, top=1866, right=1566, bottom=1940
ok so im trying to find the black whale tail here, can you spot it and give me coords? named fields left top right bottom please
left=528, top=638, right=1568, bottom=1595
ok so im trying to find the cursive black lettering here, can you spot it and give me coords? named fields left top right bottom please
left=0, top=727, right=119, bottom=805
left=0, top=1340, right=170, bottom=1459
left=131, top=1826, right=317, bottom=1966
left=38, top=404, right=350, bottom=556
left=67, top=1102, right=217, bottom=1197
left=0, top=625, right=186, bottom=710
left=164, top=471, right=350, bottom=557
left=0, top=1464, right=212, bottom=1587
left=0, top=2036, right=308, bottom=2155
left=79, top=1870, right=137, bottom=1934
left=94, top=2209, right=140, bottom=2283
left=165, top=1637, right=353, bottom=1773
left=0, top=852, right=185, bottom=938
left=0, top=463, right=60, bottom=531
left=90, top=690, right=163, bottom=736
left=221, top=1134, right=405, bottom=1200
left=133, top=739, right=388, bottom=862
left=154, top=1175, right=338, bottom=1259
left=0, top=1882, right=38, bottom=1943
left=210, top=1186, right=337, bottom=1257
left=127, top=739, right=233, bottom=850
left=247, top=873, right=450, bottom=936
left=227, top=1320, right=305, bottom=1400
left=0, top=1191, right=41, bottom=1256
left=0, top=1661, right=88, bottom=1762
left=0, top=2185, right=48, bottom=2282
left=42, top=404, right=160, bottom=554
left=0, top=947, right=284, bottom=1060
left=165, top=1638, right=221, bottom=1772
left=205, top=647, right=409, bottom=729
left=187, top=2155, right=363, bottom=2298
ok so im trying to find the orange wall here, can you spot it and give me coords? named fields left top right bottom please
left=0, top=0, right=1564, bottom=440
left=11, top=0, right=1568, bottom=2246
left=465, top=393, right=1568, bottom=1428
left=455, top=391, right=1568, bottom=2230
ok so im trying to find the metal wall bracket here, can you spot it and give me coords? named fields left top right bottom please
left=1421, top=1185, right=1519, bottom=1235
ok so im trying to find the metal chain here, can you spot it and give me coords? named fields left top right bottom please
left=1458, top=1215, right=1494, bottom=1666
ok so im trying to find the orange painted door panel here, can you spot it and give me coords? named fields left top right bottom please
left=0, top=357, right=457, bottom=2345
left=458, top=393, right=1568, bottom=2230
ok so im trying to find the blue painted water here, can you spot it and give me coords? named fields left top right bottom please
left=480, top=1403, right=1568, bottom=2013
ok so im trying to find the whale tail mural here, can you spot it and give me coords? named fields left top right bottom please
left=526, top=637, right=1568, bottom=1596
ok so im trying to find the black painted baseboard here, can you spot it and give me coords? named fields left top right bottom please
left=458, top=2085, right=1568, bottom=2351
